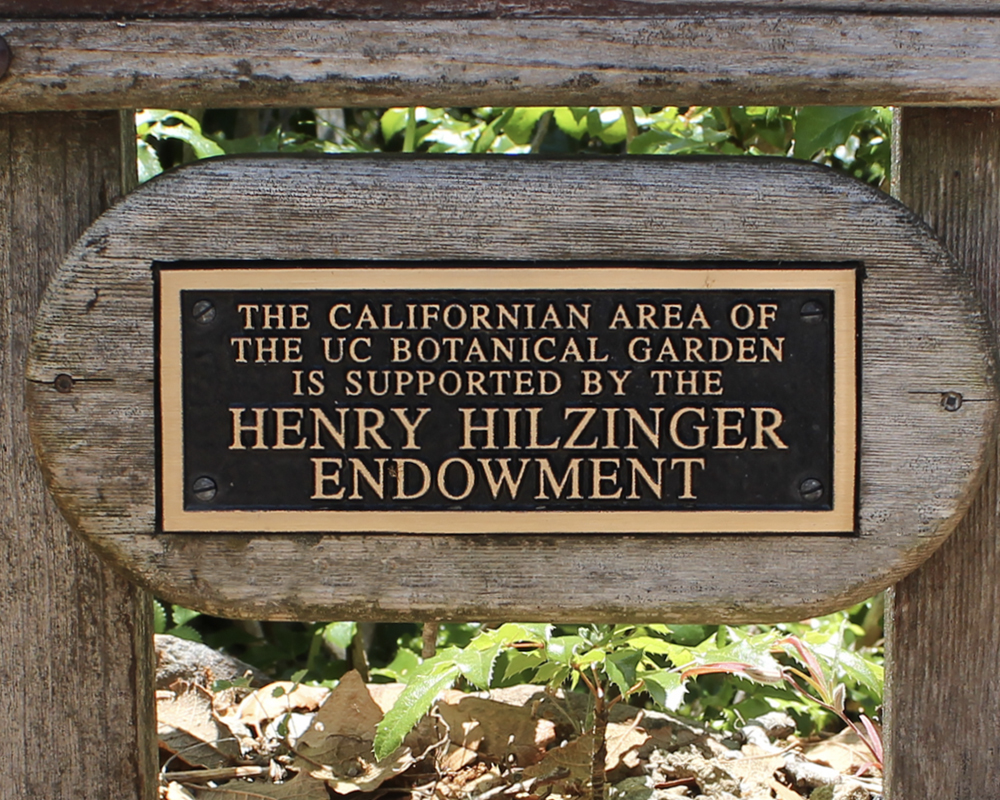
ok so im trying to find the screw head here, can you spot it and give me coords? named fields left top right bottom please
left=799, top=477, right=824, bottom=502
left=54, top=374, right=74, bottom=393
left=800, top=300, right=825, bottom=324
left=192, top=299, right=217, bottom=324
left=942, top=391, right=964, bottom=412
left=191, top=476, right=218, bottom=502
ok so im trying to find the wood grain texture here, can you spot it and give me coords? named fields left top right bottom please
left=6, top=15, right=1000, bottom=111
left=885, top=109, right=1000, bottom=800
left=3, top=0, right=1000, bottom=18
left=26, top=155, right=998, bottom=621
left=0, top=112, right=156, bottom=799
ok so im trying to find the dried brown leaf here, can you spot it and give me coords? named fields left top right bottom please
left=438, top=694, right=557, bottom=768
left=175, top=772, right=329, bottom=800
left=237, top=682, right=329, bottom=733
left=725, top=743, right=786, bottom=792
left=803, top=729, right=877, bottom=775
left=768, top=777, right=806, bottom=800
left=158, top=681, right=241, bottom=769
left=604, top=721, right=650, bottom=771
left=523, top=734, right=595, bottom=784
left=293, top=670, right=414, bottom=793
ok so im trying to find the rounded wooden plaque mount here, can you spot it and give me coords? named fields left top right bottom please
left=26, top=156, right=998, bottom=622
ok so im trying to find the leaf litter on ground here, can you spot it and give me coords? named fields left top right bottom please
left=158, top=670, right=882, bottom=800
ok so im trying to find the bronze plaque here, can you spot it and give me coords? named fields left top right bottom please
left=157, top=262, right=857, bottom=534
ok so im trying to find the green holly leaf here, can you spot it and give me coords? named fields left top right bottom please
left=606, top=649, right=642, bottom=696
left=643, top=670, right=687, bottom=711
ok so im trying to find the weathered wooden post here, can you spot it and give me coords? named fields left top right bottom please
left=0, top=110, right=157, bottom=799
left=4, top=6, right=1000, bottom=800
left=885, top=107, right=1000, bottom=798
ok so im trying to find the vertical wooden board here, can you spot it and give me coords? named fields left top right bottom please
left=886, top=108, right=1000, bottom=799
left=0, top=112, right=156, bottom=800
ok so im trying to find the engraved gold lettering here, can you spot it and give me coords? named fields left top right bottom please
left=535, top=458, right=583, bottom=500
left=460, top=408, right=498, bottom=450
left=355, top=305, right=378, bottom=329
left=533, top=337, right=557, bottom=362
left=471, top=304, right=492, bottom=330
left=704, top=370, right=723, bottom=396
left=714, top=407, right=747, bottom=449
left=709, top=337, right=733, bottom=362
left=627, top=457, right=668, bottom=499
left=311, top=457, right=345, bottom=499
left=591, top=458, right=622, bottom=499
left=307, top=370, right=325, bottom=397
left=609, top=304, right=633, bottom=329
left=381, top=304, right=404, bottom=330
left=536, top=305, right=560, bottom=330
left=625, top=408, right=661, bottom=449
left=582, top=370, right=602, bottom=395
left=663, top=304, right=682, bottom=329
left=237, top=304, right=259, bottom=329
left=603, top=407, right=619, bottom=450
left=391, top=338, right=411, bottom=362
left=651, top=370, right=672, bottom=395
left=637, top=304, right=658, bottom=329
left=656, top=337, right=680, bottom=362
left=444, top=304, right=468, bottom=330
left=479, top=458, right=530, bottom=499
left=688, top=304, right=711, bottom=329
left=349, top=457, right=386, bottom=499
left=628, top=337, right=650, bottom=362
left=273, top=407, right=306, bottom=449
left=730, top=304, right=754, bottom=330
left=567, top=304, right=590, bottom=329
left=344, top=371, right=362, bottom=396
left=504, top=408, right=520, bottom=450
left=261, top=304, right=286, bottom=330
left=683, top=337, right=705, bottom=363
left=752, top=407, right=789, bottom=450
left=394, top=458, right=432, bottom=499
left=355, top=408, right=390, bottom=450
left=669, top=407, right=708, bottom=450
left=419, top=304, right=440, bottom=329
left=328, top=303, right=352, bottom=329
left=527, top=408, right=561, bottom=449
left=761, top=337, right=785, bottom=363
left=322, top=337, right=345, bottom=363
left=671, top=457, right=705, bottom=500
left=608, top=369, right=632, bottom=396
left=737, top=337, right=758, bottom=362
left=348, top=337, right=371, bottom=363
left=438, top=457, right=475, bottom=500
left=310, top=407, right=348, bottom=450
left=230, top=337, right=252, bottom=362
left=289, top=304, right=310, bottom=330
left=676, top=370, right=698, bottom=395
left=757, top=303, right=778, bottom=330
left=229, top=407, right=267, bottom=450
left=391, top=407, right=431, bottom=450
left=587, top=337, right=610, bottom=362
left=563, top=408, right=599, bottom=449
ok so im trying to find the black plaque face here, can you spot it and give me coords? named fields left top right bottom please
left=157, top=263, right=858, bottom=534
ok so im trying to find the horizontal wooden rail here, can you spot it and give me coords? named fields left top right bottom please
left=3, top=15, right=1000, bottom=110
left=4, top=1, right=1000, bottom=18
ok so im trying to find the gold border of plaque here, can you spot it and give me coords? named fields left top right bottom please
left=158, top=266, right=857, bottom=534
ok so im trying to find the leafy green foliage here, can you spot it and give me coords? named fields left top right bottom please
left=152, top=599, right=204, bottom=642
left=137, top=104, right=891, bottom=188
